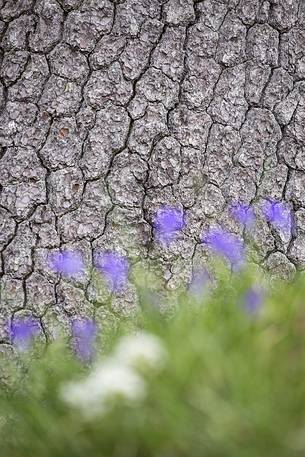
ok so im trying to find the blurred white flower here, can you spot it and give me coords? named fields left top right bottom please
left=60, top=360, right=146, bottom=419
left=90, top=360, right=146, bottom=401
left=60, top=380, right=103, bottom=418
left=60, top=331, right=167, bottom=419
left=114, top=331, right=167, bottom=370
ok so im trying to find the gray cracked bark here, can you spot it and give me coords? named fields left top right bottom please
left=0, top=0, right=305, bottom=346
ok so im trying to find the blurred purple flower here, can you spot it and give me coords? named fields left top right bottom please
left=189, top=268, right=211, bottom=298
left=230, top=202, right=255, bottom=228
left=263, top=199, right=293, bottom=237
left=10, top=317, right=40, bottom=351
left=154, top=206, right=186, bottom=245
left=244, top=287, right=264, bottom=314
left=202, top=228, right=245, bottom=271
left=48, top=250, right=84, bottom=277
left=144, top=290, right=163, bottom=312
left=72, top=318, right=97, bottom=363
left=94, top=251, right=129, bottom=293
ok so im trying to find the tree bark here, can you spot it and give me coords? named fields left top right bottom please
left=0, top=0, right=304, bottom=344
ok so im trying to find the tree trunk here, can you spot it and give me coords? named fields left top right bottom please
left=0, top=0, right=304, bottom=343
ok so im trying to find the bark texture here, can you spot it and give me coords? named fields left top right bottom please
left=0, top=0, right=305, bottom=345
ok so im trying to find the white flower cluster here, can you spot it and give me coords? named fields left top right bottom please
left=60, top=331, right=167, bottom=419
left=114, top=331, right=168, bottom=371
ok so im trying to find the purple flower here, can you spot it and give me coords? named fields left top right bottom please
left=72, top=318, right=97, bottom=363
left=142, top=290, right=163, bottom=312
left=154, top=206, right=186, bottom=245
left=189, top=268, right=211, bottom=298
left=263, top=199, right=293, bottom=237
left=230, top=202, right=255, bottom=228
left=10, top=317, right=40, bottom=351
left=202, top=228, right=245, bottom=271
left=94, top=251, right=129, bottom=293
left=48, top=250, right=84, bottom=278
left=244, top=287, right=264, bottom=314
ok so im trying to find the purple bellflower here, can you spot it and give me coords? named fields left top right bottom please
left=154, top=206, right=186, bottom=245
left=263, top=199, right=293, bottom=237
left=230, top=202, right=255, bottom=229
left=10, top=317, right=40, bottom=351
left=189, top=268, right=211, bottom=298
left=48, top=250, right=84, bottom=278
left=243, top=286, right=264, bottom=314
left=202, top=227, right=245, bottom=271
left=94, top=251, right=129, bottom=293
left=72, top=318, right=97, bottom=363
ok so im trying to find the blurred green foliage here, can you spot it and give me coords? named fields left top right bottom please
left=2, top=265, right=305, bottom=457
